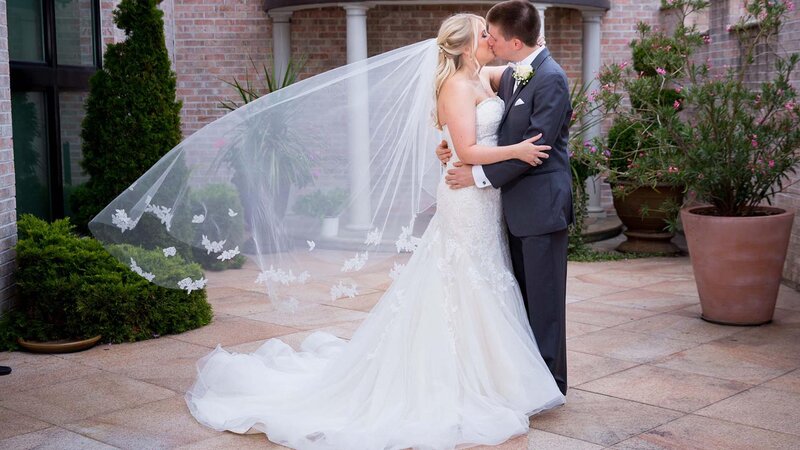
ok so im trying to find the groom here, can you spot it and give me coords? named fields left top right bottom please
left=438, top=0, right=573, bottom=395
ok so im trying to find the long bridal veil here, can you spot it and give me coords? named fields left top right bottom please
left=89, top=39, right=442, bottom=309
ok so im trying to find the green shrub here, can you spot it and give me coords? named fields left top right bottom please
left=189, top=184, right=246, bottom=270
left=71, top=0, right=182, bottom=231
left=0, top=215, right=212, bottom=350
left=606, top=117, right=650, bottom=175
left=293, top=188, right=348, bottom=219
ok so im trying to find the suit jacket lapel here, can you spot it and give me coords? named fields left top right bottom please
left=500, top=48, right=552, bottom=126
left=499, top=66, right=514, bottom=102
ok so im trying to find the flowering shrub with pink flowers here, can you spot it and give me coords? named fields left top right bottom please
left=593, top=1, right=705, bottom=191
left=597, top=0, right=800, bottom=217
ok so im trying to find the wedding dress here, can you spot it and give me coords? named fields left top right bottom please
left=185, top=95, right=565, bottom=450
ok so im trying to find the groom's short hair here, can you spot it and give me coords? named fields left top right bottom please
left=486, top=0, right=540, bottom=47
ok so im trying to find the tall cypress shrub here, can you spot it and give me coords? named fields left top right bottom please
left=71, top=0, right=182, bottom=230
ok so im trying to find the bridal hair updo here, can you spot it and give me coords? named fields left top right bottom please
left=434, top=14, right=485, bottom=98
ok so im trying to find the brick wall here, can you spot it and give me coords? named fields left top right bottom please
left=100, top=0, right=125, bottom=49
left=0, top=0, right=16, bottom=314
left=290, top=5, right=496, bottom=79
left=366, top=4, right=492, bottom=55
left=169, top=0, right=272, bottom=135
left=599, top=0, right=661, bottom=67
left=293, top=7, right=347, bottom=79
left=546, top=8, right=583, bottom=84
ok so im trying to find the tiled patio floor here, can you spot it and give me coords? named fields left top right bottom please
left=1, top=256, right=799, bottom=449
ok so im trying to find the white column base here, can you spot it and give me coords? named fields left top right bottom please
left=582, top=10, right=605, bottom=218
left=586, top=175, right=606, bottom=217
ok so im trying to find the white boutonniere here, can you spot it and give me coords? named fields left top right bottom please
left=512, top=64, right=534, bottom=86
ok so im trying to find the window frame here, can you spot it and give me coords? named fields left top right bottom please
left=9, top=0, right=102, bottom=219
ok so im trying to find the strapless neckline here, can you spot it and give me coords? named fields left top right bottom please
left=442, top=96, right=503, bottom=134
left=476, top=96, right=502, bottom=108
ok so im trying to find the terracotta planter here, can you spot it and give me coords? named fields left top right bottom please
left=18, top=335, right=102, bottom=354
left=681, top=206, right=795, bottom=325
left=611, top=181, right=684, bottom=254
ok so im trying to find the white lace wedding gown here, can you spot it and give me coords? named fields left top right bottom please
left=186, top=96, right=565, bottom=449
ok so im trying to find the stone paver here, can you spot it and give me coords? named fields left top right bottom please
left=566, top=329, right=698, bottom=364
left=0, top=256, right=798, bottom=448
left=0, top=372, right=176, bottom=425
left=0, top=427, right=116, bottom=449
left=577, top=364, right=752, bottom=413
left=532, top=389, right=683, bottom=447
left=0, top=407, right=50, bottom=440
left=695, top=386, right=800, bottom=436
left=763, top=368, right=800, bottom=394
left=0, top=355, right=103, bottom=398
left=613, top=309, right=746, bottom=343
left=64, top=396, right=220, bottom=449
left=566, top=301, right=659, bottom=328
left=587, top=288, right=697, bottom=313
left=176, top=433, right=280, bottom=449
left=566, top=351, right=638, bottom=387
left=654, top=342, right=798, bottom=384
left=526, top=429, right=603, bottom=450
left=610, top=414, right=800, bottom=449
left=170, top=314, right=298, bottom=348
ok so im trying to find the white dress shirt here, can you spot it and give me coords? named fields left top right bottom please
left=472, top=46, right=546, bottom=189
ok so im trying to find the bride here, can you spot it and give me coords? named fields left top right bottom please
left=183, top=13, right=565, bottom=449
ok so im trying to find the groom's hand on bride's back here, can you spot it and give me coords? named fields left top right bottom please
left=436, top=140, right=451, bottom=165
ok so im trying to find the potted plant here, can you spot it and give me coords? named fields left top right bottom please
left=293, top=188, right=348, bottom=238
left=218, top=56, right=313, bottom=226
left=612, top=0, right=800, bottom=324
left=593, top=17, right=692, bottom=254
left=605, top=118, right=684, bottom=254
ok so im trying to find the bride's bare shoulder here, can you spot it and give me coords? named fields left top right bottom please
left=439, top=75, right=476, bottom=103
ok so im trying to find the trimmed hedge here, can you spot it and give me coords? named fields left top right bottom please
left=71, top=0, right=182, bottom=231
left=0, top=215, right=212, bottom=350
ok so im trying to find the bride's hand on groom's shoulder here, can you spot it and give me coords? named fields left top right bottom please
left=436, top=140, right=451, bottom=166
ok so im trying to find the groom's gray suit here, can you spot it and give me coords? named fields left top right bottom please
left=482, top=48, right=572, bottom=395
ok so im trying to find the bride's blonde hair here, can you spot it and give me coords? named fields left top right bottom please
left=434, top=14, right=486, bottom=127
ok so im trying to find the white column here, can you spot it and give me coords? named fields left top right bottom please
left=534, top=4, right=549, bottom=40
left=582, top=10, right=605, bottom=217
left=344, top=4, right=372, bottom=231
left=269, top=11, right=293, bottom=85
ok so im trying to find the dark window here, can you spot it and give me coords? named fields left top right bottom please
left=8, top=0, right=101, bottom=220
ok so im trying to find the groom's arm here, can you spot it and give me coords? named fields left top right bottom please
left=479, top=71, right=570, bottom=189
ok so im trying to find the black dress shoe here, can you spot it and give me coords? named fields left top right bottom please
left=0, top=366, right=11, bottom=376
